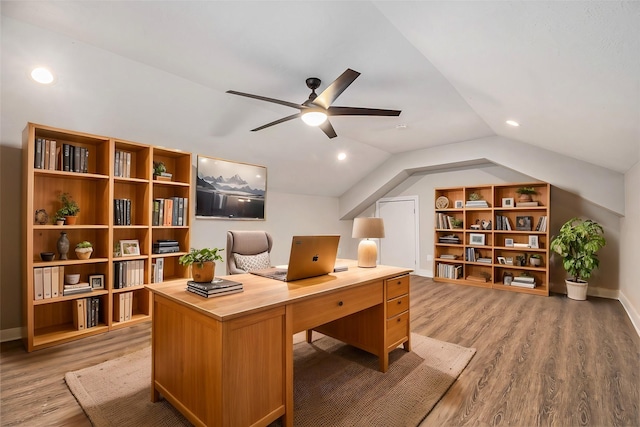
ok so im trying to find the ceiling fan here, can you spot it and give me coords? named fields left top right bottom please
left=227, top=69, right=401, bottom=139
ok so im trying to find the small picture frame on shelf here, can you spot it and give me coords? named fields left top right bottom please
left=505, top=256, right=514, bottom=265
left=505, top=238, right=514, bottom=247
left=528, top=235, right=539, bottom=249
left=497, top=256, right=507, bottom=265
left=120, top=239, right=140, bottom=256
left=469, top=233, right=485, bottom=246
left=89, top=274, right=105, bottom=289
left=454, top=200, right=464, bottom=209
left=502, top=197, right=514, bottom=208
left=516, top=216, right=533, bottom=231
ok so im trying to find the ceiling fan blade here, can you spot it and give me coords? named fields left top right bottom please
left=319, top=119, right=337, bottom=139
left=251, top=113, right=301, bottom=132
left=327, top=106, right=401, bottom=117
left=312, top=69, right=361, bottom=110
left=227, top=90, right=302, bottom=110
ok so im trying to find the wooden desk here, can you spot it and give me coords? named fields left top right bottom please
left=147, top=262, right=412, bottom=427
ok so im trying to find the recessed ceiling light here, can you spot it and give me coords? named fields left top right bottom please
left=395, top=124, right=407, bottom=129
left=506, top=120, right=520, bottom=127
left=337, top=152, right=347, bottom=161
left=31, top=67, right=54, bottom=84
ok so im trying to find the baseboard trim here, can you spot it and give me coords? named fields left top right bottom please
left=586, top=286, right=619, bottom=300
left=618, top=291, right=640, bottom=337
left=1, top=327, right=24, bottom=343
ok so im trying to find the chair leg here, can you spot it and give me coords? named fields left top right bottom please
left=306, top=330, right=313, bottom=343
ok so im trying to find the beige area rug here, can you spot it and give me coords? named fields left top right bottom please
left=65, top=333, right=475, bottom=427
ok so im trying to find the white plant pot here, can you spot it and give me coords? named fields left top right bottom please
left=565, top=279, right=588, bottom=300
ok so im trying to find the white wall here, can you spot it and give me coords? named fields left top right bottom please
left=620, top=162, right=640, bottom=333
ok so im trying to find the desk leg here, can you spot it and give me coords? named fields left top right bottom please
left=306, top=329, right=313, bottom=343
left=284, top=305, right=294, bottom=427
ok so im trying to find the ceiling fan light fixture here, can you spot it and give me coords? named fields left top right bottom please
left=301, top=110, right=327, bottom=127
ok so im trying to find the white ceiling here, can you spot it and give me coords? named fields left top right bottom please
left=2, top=1, right=639, bottom=197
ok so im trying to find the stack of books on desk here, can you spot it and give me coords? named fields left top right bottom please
left=186, top=278, right=243, bottom=298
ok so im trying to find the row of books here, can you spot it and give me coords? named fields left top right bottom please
left=436, top=263, right=463, bottom=280
left=466, top=200, right=489, bottom=208
left=152, top=240, right=180, bottom=254
left=73, top=297, right=101, bottom=330
left=113, top=260, right=145, bottom=289
left=34, top=138, right=91, bottom=173
left=465, top=247, right=492, bottom=263
left=495, top=215, right=513, bottom=230
left=114, top=199, right=132, bottom=225
left=33, top=266, right=93, bottom=299
left=438, top=234, right=461, bottom=244
left=186, top=279, right=243, bottom=298
left=151, top=258, right=165, bottom=283
left=436, top=213, right=460, bottom=230
left=113, top=292, right=134, bottom=322
left=153, top=197, right=188, bottom=226
left=535, top=216, right=548, bottom=232
left=114, top=150, right=132, bottom=178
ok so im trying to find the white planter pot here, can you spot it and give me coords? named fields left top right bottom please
left=565, top=279, right=588, bottom=300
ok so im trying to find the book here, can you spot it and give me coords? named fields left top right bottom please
left=511, top=281, right=535, bottom=289
left=186, top=287, right=243, bottom=298
left=187, top=279, right=243, bottom=291
left=63, top=143, right=71, bottom=171
left=333, top=264, right=348, bottom=272
left=43, top=267, right=52, bottom=299
left=516, top=201, right=539, bottom=207
left=34, top=138, right=43, bottom=169
left=513, top=276, right=535, bottom=284
left=63, top=285, right=92, bottom=296
left=73, top=299, right=86, bottom=330
left=34, top=268, right=44, bottom=300
left=51, top=266, right=60, bottom=298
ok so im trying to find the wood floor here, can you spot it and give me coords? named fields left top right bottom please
left=1, top=277, right=638, bottom=426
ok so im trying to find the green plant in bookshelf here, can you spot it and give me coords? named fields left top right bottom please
left=57, top=192, right=80, bottom=224
left=153, top=161, right=166, bottom=176
left=451, top=218, right=463, bottom=229
left=468, top=192, right=482, bottom=201
left=516, top=187, right=537, bottom=195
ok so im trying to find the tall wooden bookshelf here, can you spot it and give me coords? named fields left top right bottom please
left=22, top=123, right=192, bottom=351
left=434, top=182, right=550, bottom=296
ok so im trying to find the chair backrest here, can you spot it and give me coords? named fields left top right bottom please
left=226, top=230, right=273, bottom=274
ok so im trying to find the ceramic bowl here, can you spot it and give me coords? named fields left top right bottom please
left=65, top=273, right=80, bottom=285
left=40, top=252, right=55, bottom=261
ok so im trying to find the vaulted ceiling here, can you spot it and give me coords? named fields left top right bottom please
left=2, top=1, right=639, bottom=198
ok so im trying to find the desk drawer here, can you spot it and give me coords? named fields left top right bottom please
left=386, top=295, right=409, bottom=318
left=386, top=311, right=410, bottom=347
left=292, top=282, right=383, bottom=332
left=386, top=275, right=410, bottom=300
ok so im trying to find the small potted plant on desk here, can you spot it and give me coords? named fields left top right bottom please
left=179, top=247, right=224, bottom=283
left=57, top=192, right=80, bottom=225
left=75, top=241, right=93, bottom=260
left=550, top=217, right=606, bottom=300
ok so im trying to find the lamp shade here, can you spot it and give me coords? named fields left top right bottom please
left=352, top=217, right=385, bottom=239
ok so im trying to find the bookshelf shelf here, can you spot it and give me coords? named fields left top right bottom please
left=434, top=182, right=550, bottom=296
left=23, top=122, right=192, bottom=351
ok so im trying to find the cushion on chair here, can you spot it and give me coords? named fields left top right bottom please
left=233, top=251, right=271, bottom=272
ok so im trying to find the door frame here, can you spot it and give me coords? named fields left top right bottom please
left=375, top=195, right=420, bottom=274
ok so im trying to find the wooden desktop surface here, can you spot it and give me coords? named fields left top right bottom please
left=147, top=260, right=412, bottom=427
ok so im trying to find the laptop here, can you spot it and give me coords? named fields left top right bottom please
left=250, top=235, right=340, bottom=282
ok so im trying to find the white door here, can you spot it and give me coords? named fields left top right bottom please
left=376, top=196, right=419, bottom=271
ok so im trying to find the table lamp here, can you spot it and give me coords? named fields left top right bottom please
left=352, top=217, right=385, bottom=268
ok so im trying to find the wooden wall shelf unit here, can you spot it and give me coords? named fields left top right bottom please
left=22, top=123, right=192, bottom=351
left=434, top=182, right=550, bottom=296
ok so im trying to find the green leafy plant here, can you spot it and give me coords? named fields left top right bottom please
left=179, top=247, right=224, bottom=267
left=451, top=218, right=463, bottom=228
left=550, top=217, right=606, bottom=282
left=516, top=187, right=537, bottom=195
left=530, top=254, right=542, bottom=259
left=468, top=192, right=482, bottom=201
left=153, top=161, right=167, bottom=176
left=76, top=241, right=92, bottom=248
left=57, top=192, right=80, bottom=217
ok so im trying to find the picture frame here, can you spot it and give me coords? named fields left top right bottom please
left=528, top=235, right=540, bottom=249
left=454, top=200, right=464, bottom=209
left=505, top=238, right=514, bottom=247
left=505, top=256, right=514, bottom=265
left=469, top=233, right=485, bottom=246
left=502, top=197, right=514, bottom=208
left=89, top=274, right=104, bottom=289
left=497, top=256, right=507, bottom=265
left=516, top=216, right=533, bottom=231
left=120, top=239, right=140, bottom=256
left=196, top=155, right=267, bottom=220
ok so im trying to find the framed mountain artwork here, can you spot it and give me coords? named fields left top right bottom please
left=196, top=155, right=267, bottom=220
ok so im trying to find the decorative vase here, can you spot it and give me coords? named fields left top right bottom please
left=56, top=219, right=65, bottom=226
left=57, top=232, right=70, bottom=260
left=75, top=248, right=93, bottom=260
left=518, top=194, right=532, bottom=203
left=530, top=258, right=541, bottom=267
left=191, top=261, right=215, bottom=283
left=65, top=215, right=78, bottom=225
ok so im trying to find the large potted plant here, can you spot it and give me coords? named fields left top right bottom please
left=550, top=217, right=606, bottom=300
left=179, top=247, right=224, bottom=283
left=57, top=192, right=80, bottom=225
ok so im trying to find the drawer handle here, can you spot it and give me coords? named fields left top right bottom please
left=338, top=301, right=344, bottom=306
left=397, top=301, right=402, bottom=305
left=397, top=317, right=402, bottom=322
left=396, top=281, right=402, bottom=285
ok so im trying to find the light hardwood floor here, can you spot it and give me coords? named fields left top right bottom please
left=1, top=277, right=638, bottom=426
